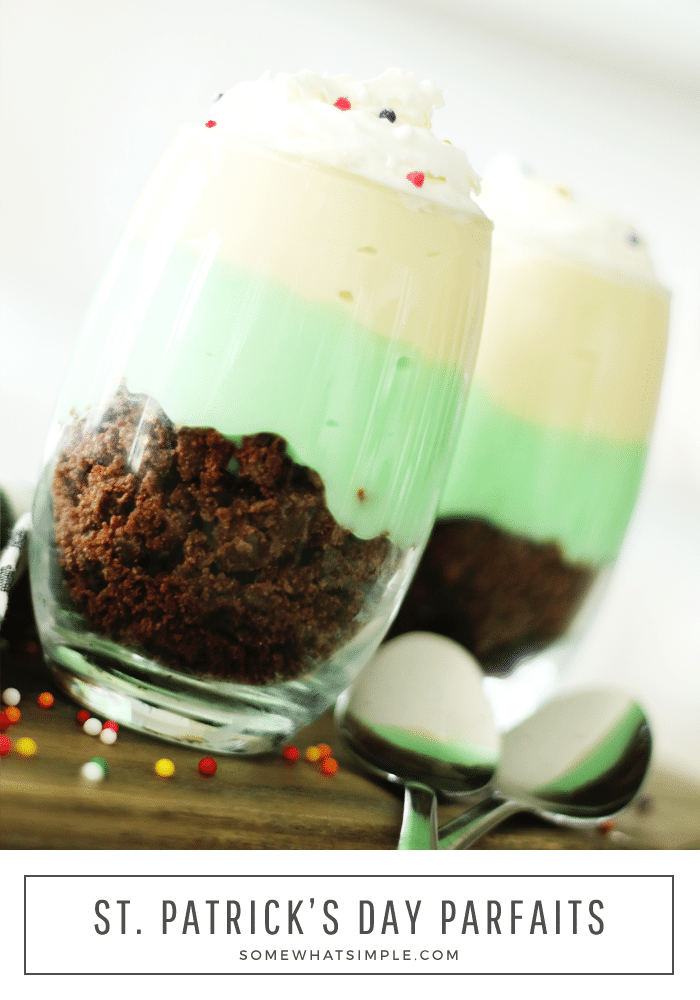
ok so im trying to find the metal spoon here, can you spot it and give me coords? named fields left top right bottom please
left=438, top=686, right=652, bottom=849
left=335, top=632, right=500, bottom=850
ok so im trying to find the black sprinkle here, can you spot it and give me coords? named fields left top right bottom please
left=214, top=93, right=224, bottom=102
left=627, top=231, right=640, bottom=245
left=379, top=108, right=396, bottom=123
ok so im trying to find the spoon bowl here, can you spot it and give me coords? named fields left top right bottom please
left=438, top=686, right=652, bottom=849
left=335, top=632, right=500, bottom=849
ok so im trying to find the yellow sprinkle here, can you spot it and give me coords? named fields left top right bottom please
left=154, top=758, right=175, bottom=778
left=305, top=745, right=322, bottom=762
left=338, top=290, right=353, bottom=301
left=16, top=737, right=37, bottom=757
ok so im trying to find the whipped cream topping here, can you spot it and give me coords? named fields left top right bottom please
left=203, top=69, right=482, bottom=215
left=477, top=155, right=660, bottom=285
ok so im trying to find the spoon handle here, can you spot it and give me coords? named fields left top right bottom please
left=397, top=782, right=438, bottom=850
left=438, top=798, right=523, bottom=850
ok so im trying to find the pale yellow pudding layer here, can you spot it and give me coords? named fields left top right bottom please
left=133, top=127, right=491, bottom=366
left=476, top=243, right=669, bottom=441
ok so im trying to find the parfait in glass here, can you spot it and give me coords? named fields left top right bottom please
left=29, top=70, right=492, bottom=753
left=389, top=156, right=669, bottom=724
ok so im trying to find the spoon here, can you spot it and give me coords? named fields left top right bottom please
left=438, top=686, right=652, bottom=849
left=335, top=632, right=500, bottom=850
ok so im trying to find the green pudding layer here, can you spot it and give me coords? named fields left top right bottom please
left=57, top=241, right=466, bottom=548
left=438, top=382, right=647, bottom=564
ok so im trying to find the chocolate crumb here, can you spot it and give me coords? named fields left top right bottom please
left=387, top=517, right=595, bottom=674
left=51, top=386, right=390, bottom=684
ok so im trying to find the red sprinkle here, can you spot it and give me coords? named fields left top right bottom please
left=334, top=97, right=351, bottom=110
left=321, top=757, right=339, bottom=775
left=38, top=692, right=55, bottom=708
left=282, top=745, right=300, bottom=761
left=102, top=720, right=119, bottom=732
left=198, top=756, right=217, bottom=776
left=407, top=171, right=425, bottom=188
left=0, top=711, right=10, bottom=731
left=205, top=120, right=217, bottom=128
left=0, top=734, right=12, bottom=756
left=75, top=709, right=91, bottom=726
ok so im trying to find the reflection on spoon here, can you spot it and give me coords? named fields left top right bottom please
left=438, top=687, right=652, bottom=849
left=335, top=632, right=500, bottom=849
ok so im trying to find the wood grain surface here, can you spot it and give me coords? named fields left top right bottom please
left=2, top=582, right=699, bottom=851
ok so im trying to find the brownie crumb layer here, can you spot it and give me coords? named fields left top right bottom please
left=387, top=517, right=595, bottom=675
left=51, top=387, right=390, bottom=684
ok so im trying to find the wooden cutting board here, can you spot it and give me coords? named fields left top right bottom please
left=2, top=579, right=699, bottom=851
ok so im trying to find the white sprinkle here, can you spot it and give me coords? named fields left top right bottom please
left=99, top=728, right=117, bottom=745
left=2, top=687, right=20, bottom=707
left=80, top=761, right=105, bottom=782
left=83, top=717, right=103, bottom=736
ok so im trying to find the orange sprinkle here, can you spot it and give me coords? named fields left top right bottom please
left=5, top=706, right=20, bottom=723
left=305, top=745, right=322, bottom=762
left=316, top=743, right=333, bottom=759
left=38, top=692, right=55, bottom=708
left=321, top=757, right=339, bottom=775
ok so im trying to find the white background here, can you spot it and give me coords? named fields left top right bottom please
left=1, top=1, right=699, bottom=779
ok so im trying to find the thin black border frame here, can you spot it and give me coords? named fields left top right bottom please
left=23, top=873, right=674, bottom=975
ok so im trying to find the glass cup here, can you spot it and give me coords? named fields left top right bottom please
left=388, top=165, right=669, bottom=727
left=29, top=125, right=491, bottom=753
